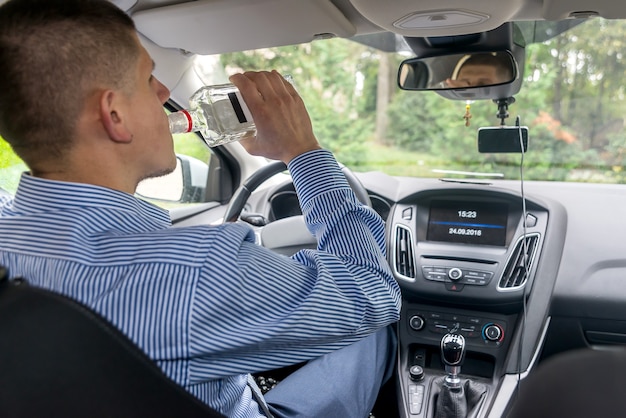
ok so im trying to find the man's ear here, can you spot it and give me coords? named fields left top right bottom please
left=99, top=90, right=133, bottom=143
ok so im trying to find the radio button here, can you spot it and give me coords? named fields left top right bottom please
left=422, top=266, right=447, bottom=281
left=463, top=269, right=493, bottom=285
left=448, top=267, right=463, bottom=281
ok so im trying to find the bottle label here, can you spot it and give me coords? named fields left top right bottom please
left=228, top=91, right=254, bottom=124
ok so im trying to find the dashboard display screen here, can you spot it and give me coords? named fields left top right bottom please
left=427, top=200, right=508, bottom=246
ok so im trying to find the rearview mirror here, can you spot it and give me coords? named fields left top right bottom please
left=398, top=51, right=518, bottom=94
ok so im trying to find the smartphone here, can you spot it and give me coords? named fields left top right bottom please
left=478, top=126, right=528, bottom=153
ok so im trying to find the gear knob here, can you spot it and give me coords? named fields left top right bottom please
left=441, top=333, right=465, bottom=389
left=441, top=333, right=466, bottom=367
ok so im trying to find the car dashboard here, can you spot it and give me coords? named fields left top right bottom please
left=244, top=169, right=626, bottom=417
left=383, top=180, right=557, bottom=418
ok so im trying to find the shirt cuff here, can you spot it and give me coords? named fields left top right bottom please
left=287, top=149, right=350, bottom=209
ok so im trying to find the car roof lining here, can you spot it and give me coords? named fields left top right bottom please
left=133, top=0, right=356, bottom=56
left=122, top=0, right=626, bottom=56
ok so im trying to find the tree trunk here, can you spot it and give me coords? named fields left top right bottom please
left=376, top=53, right=391, bottom=144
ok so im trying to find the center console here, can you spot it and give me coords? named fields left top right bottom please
left=387, top=187, right=549, bottom=417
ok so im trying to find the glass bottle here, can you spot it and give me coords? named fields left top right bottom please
left=168, top=75, right=293, bottom=147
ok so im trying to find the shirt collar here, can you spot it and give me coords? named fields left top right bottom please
left=10, top=173, right=171, bottom=229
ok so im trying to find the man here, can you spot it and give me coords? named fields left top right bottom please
left=445, top=52, right=514, bottom=88
left=0, top=0, right=401, bottom=417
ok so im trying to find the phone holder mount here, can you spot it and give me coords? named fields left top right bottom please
left=477, top=96, right=528, bottom=153
left=494, top=97, right=516, bottom=126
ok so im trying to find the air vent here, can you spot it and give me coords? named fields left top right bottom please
left=394, top=225, right=416, bottom=279
left=498, top=233, right=540, bottom=289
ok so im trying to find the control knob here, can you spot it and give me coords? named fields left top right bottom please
left=483, top=323, right=503, bottom=342
left=409, top=315, right=425, bottom=331
left=448, top=267, right=463, bottom=281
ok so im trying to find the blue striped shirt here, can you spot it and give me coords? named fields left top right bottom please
left=0, top=149, right=401, bottom=417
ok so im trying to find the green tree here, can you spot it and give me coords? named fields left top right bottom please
left=0, top=137, right=27, bottom=193
left=384, top=18, right=626, bottom=182
left=221, top=39, right=378, bottom=165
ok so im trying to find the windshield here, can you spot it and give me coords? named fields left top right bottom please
left=2, top=17, right=625, bottom=190
left=215, top=17, right=626, bottom=183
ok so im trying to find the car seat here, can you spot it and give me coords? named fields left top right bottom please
left=0, top=265, right=225, bottom=418
left=506, top=345, right=626, bottom=417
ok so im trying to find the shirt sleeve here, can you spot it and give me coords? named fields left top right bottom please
left=188, top=149, right=401, bottom=380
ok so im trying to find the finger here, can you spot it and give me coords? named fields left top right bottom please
left=242, top=71, right=278, bottom=100
left=229, top=73, right=265, bottom=108
left=267, top=70, right=294, bottom=96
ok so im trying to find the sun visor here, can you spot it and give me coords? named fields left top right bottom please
left=138, top=33, right=194, bottom=93
left=133, top=0, right=356, bottom=56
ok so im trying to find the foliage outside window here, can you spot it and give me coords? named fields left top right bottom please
left=3, top=17, right=626, bottom=191
left=0, top=137, right=27, bottom=195
left=221, top=18, right=626, bottom=183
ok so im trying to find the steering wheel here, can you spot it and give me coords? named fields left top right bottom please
left=223, top=160, right=371, bottom=255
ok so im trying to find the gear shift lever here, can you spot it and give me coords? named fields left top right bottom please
left=435, top=332, right=487, bottom=418
left=441, top=333, right=466, bottom=390
left=434, top=333, right=486, bottom=418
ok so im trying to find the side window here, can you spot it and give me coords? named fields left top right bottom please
left=135, top=112, right=213, bottom=209
left=0, top=137, right=27, bottom=197
left=0, top=114, right=213, bottom=208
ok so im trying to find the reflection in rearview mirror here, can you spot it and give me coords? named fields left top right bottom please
left=398, top=51, right=517, bottom=91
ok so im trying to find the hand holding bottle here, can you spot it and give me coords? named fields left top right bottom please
left=229, top=70, right=321, bottom=164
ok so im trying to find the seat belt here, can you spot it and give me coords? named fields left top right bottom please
left=247, top=374, right=274, bottom=418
